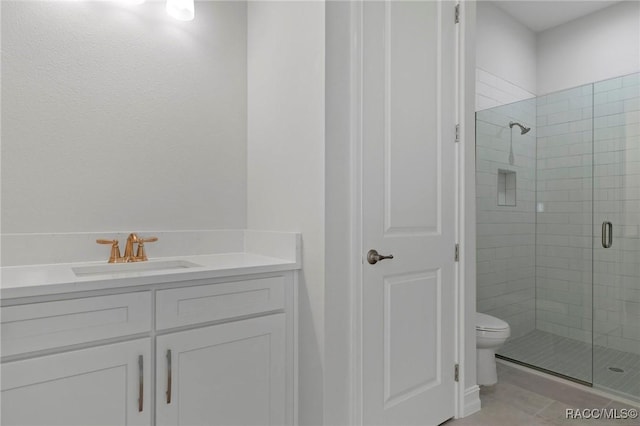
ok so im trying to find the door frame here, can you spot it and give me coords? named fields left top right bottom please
left=346, top=1, right=479, bottom=422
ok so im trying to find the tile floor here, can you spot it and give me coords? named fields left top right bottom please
left=499, top=329, right=640, bottom=399
left=444, top=362, right=640, bottom=426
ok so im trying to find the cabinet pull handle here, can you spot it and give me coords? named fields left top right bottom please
left=166, top=350, right=172, bottom=404
left=138, top=355, right=144, bottom=412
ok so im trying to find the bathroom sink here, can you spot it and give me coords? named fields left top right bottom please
left=72, top=260, right=201, bottom=277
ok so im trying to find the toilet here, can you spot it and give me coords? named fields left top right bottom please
left=476, top=312, right=510, bottom=386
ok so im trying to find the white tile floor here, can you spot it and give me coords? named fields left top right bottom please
left=444, top=362, right=640, bottom=426
left=499, top=330, right=640, bottom=401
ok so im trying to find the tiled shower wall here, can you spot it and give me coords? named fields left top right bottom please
left=535, top=84, right=594, bottom=344
left=476, top=100, right=536, bottom=339
left=593, top=73, right=640, bottom=356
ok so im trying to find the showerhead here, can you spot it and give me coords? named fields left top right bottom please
left=509, top=121, right=531, bottom=135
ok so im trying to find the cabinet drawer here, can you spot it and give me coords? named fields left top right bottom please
left=156, top=275, right=287, bottom=330
left=1, top=292, right=151, bottom=357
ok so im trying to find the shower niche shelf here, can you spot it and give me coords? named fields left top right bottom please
left=497, top=169, right=516, bottom=206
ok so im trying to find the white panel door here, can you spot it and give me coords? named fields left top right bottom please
left=156, top=314, right=286, bottom=426
left=362, top=1, right=456, bottom=425
left=1, top=339, right=151, bottom=426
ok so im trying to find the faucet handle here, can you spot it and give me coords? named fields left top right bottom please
left=136, top=236, right=158, bottom=261
left=96, top=239, right=117, bottom=244
left=96, top=239, right=122, bottom=263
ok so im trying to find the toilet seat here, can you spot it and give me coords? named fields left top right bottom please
left=476, top=312, right=509, bottom=332
left=476, top=327, right=510, bottom=340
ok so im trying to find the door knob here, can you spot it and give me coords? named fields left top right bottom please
left=367, top=249, right=394, bottom=265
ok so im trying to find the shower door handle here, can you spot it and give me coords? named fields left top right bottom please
left=602, top=221, right=613, bottom=248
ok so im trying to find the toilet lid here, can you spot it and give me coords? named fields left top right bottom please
left=476, top=313, right=509, bottom=331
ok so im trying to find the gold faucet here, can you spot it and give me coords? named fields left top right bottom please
left=97, top=233, right=158, bottom=263
left=123, top=233, right=139, bottom=261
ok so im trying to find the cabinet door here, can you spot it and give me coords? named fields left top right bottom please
left=156, top=314, right=286, bottom=426
left=1, top=339, right=151, bottom=426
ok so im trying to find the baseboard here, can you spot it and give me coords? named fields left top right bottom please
left=461, top=385, right=481, bottom=417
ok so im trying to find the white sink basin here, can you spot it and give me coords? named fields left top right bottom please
left=72, top=260, right=201, bottom=277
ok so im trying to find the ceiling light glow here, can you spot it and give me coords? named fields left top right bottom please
left=166, top=0, right=194, bottom=21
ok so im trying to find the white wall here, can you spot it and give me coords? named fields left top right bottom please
left=477, top=1, right=640, bottom=102
left=324, top=1, right=353, bottom=423
left=537, top=1, right=640, bottom=95
left=476, top=1, right=537, bottom=98
left=1, top=1, right=247, bottom=233
left=246, top=2, right=325, bottom=425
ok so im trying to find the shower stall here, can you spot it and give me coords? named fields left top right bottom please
left=476, top=71, right=640, bottom=401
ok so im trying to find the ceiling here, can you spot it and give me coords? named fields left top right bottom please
left=491, top=1, right=623, bottom=32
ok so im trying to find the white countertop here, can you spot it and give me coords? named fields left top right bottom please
left=1, top=252, right=299, bottom=300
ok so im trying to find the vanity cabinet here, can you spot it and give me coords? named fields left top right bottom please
left=154, top=274, right=291, bottom=426
left=0, top=271, right=296, bottom=426
left=156, top=314, right=286, bottom=426
left=1, top=339, right=151, bottom=426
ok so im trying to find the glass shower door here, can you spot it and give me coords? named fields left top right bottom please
left=529, top=83, right=594, bottom=384
left=592, top=72, right=640, bottom=401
